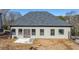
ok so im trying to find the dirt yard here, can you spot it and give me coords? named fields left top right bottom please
left=33, top=39, right=79, bottom=50
left=0, top=37, right=79, bottom=50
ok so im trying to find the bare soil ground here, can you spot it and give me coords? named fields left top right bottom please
left=0, top=36, right=79, bottom=50
left=33, top=39, right=79, bottom=50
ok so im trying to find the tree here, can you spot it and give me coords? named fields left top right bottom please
left=5, top=11, right=22, bottom=25
left=65, top=11, right=79, bottom=36
left=0, top=9, right=9, bottom=30
left=58, top=16, right=65, bottom=20
left=2, top=10, right=22, bottom=30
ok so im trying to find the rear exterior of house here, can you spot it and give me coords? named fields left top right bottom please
left=10, top=12, right=72, bottom=39
left=11, top=27, right=71, bottom=39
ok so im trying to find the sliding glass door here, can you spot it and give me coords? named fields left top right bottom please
left=24, top=29, right=30, bottom=38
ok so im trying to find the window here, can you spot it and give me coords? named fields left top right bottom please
left=50, top=29, right=55, bottom=36
left=59, top=29, right=64, bottom=35
left=11, top=29, right=16, bottom=35
left=32, top=29, right=36, bottom=35
left=18, top=29, right=22, bottom=35
left=40, top=29, right=44, bottom=36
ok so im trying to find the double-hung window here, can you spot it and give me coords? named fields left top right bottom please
left=18, top=29, right=22, bottom=35
left=12, top=29, right=16, bottom=35
left=40, top=29, right=44, bottom=36
left=59, top=29, right=64, bottom=35
left=50, top=29, right=55, bottom=36
left=32, top=29, right=36, bottom=35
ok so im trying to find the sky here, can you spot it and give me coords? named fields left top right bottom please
left=10, top=9, right=79, bottom=16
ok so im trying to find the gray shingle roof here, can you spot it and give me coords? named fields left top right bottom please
left=11, top=11, right=72, bottom=27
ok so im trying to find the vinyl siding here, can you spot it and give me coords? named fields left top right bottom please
left=11, top=27, right=71, bottom=39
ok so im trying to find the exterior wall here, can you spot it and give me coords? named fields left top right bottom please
left=11, top=27, right=71, bottom=39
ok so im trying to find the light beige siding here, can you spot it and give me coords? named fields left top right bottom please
left=11, top=27, right=71, bottom=39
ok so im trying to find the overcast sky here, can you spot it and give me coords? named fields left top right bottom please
left=10, top=9, right=79, bottom=16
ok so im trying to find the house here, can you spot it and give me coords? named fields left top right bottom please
left=10, top=11, right=72, bottom=39
left=0, top=13, right=3, bottom=32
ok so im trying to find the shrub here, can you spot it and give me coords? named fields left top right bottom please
left=13, top=36, right=18, bottom=39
